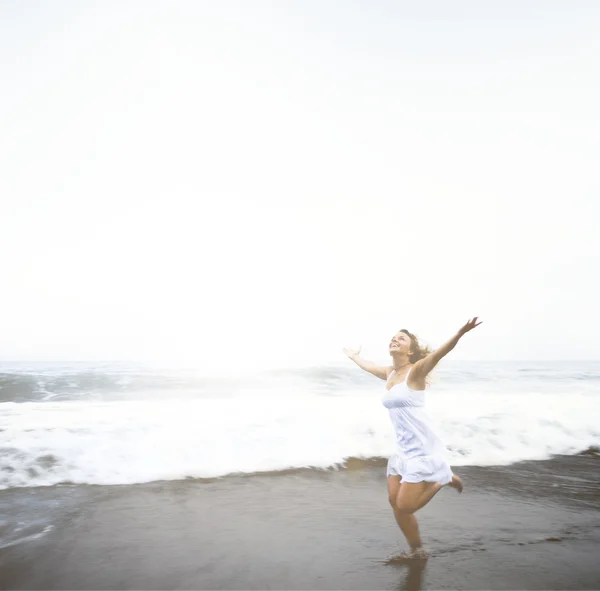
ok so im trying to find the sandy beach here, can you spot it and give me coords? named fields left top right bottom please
left=1, top=454, right=599, bottom=590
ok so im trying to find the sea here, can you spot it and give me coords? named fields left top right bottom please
left=1, top=359, right=598, bottom=491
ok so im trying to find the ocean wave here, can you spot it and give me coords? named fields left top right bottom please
left=0, top=370, right=251, bottom=403
left=1, top=391, right=599, bottom=489
left=3, top=361, right=600, bottom=403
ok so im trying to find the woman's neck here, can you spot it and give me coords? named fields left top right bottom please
left=392, top=357, right=411, bottom=372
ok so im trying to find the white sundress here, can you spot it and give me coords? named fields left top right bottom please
left=382, top=368, right=453, bottom=484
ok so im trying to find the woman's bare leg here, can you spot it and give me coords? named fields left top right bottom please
left=386, top=472, right=464, bottom=560
left=396, top=474, right=464, bottom=514
left=412, top=481, right=444, bottom=511
left=393, top=508, right=423, bottom=550
left=396, top=481, right=441, bottom=514
left=448, top=473, right=463, bottom=492
left=387, top=476, right=423, bottom=550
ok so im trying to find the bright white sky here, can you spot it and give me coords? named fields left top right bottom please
left=1, top=0, right=599, bottom=367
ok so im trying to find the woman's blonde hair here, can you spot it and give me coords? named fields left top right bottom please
left=399, top=329, right=432, bottom=364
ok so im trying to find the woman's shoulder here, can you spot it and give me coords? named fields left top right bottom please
left=406, top=364, right=427, bottom=392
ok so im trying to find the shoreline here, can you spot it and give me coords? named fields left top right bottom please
left=1, top=455, right=599, bottom=590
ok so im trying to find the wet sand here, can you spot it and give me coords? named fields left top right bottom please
left=1, top=455, right=599, bottom=590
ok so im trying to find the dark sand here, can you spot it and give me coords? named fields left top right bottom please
left=1, top=455, right=599, bottom=590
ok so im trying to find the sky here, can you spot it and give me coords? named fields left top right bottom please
left=1, top=0, right=599, bottom=367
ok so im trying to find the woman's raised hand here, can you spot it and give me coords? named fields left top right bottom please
left=458, top=317, right=482, bottom=335
left=342, top=346, right=361, bottom=360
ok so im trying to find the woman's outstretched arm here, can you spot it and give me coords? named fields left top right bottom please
left=343, top=346, right=390, bottom=381
left=414, top=317, right=482, bottom=379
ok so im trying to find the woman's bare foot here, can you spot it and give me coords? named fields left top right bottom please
left=448, top=474, right=463, bottom=493
left=384, top=547, right=429, bottom=563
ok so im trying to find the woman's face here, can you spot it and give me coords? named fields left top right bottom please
left=389, top=331, right=413, bottom=356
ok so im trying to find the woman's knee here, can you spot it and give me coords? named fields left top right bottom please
left=394, top=502, right=417, bottom=515
left=387, top=476, right=402, bottom=508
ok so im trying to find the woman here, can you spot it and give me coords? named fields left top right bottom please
left=343, top=317, right=482, bottom=560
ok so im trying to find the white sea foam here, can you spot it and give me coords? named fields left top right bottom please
left=1, top=387, right=598, bottom=489
left=0, top=525, right=54, bottom=550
